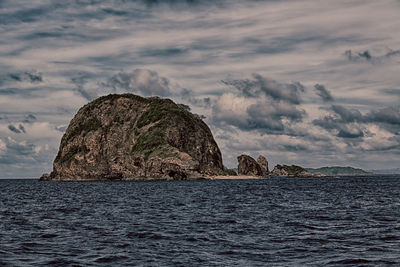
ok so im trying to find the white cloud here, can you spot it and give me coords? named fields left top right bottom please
left=102, top=69, right=176, bottom=96
left=1, top=0, right=400, bottom=175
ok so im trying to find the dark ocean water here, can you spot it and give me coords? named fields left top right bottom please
left=0, top=176, right=399, bottom=266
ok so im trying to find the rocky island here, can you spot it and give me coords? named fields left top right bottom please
left=236, top=154, right=325, bottom=178
left=40, top=93, right=363, bottom=181
left=40, top=94, right=224, bottom=181
left=306, top=166, right=372, bottom=176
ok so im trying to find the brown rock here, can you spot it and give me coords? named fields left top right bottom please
left=271, top=164, right=324, bottom=177
left=40, top=94, right=223, bottom=181
left=237, top=154, right=263, bottom=176
left=257, top=155, right=269, bottom=174
left=271, top=165, right=289, bottom=176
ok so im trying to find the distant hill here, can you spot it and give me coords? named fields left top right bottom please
left=306, top=166, right=372, bottom=176
left=369, top=168, right=400, bottom=174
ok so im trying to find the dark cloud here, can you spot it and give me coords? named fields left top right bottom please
left=18, top=124, right=26, bottom=134
left=0, top=88, right=19, bottom=95
left=331, top=105, right=364, bottom=123
left=248, top=101, right=304, bottom=123
left=314, top=105, right=400, bottom=138
left=314, top=84, right=334, bottom=102
left=101, top=7, right=130, bottom=16
left=282, top=144, right=309, bottom=152
left=8, top=71, right=42, bottom=83
left=213, top=76, right=306, bottom=133
left=312, top=115, right=365, bottom=139
left=385, top=49, right=400, bottom=57
left=312, top=116, right=337, bottom=130
left=367, top=106, right=400, bottom=126
left=1, top=71, right=43, bottom=86
left=0, top=138, right=36, bottom=164
left=180, top=88, right=211, bottom=108
left=71, top=75, right=97, bottom=101
left=141, top=47, right=188, bottom=58
left=1, top=0, right=399, bottom=173
left=358, top=50, right=372, bottom=60
left=7, top=124, right=26, bottom=134
left=345, top=48, right=400, bottom=63
left=0, top=6, right=49, bottom=25
left=345, top=50, right=372, bottom=62
left=222, top=74, right=305, bottom=104
left=382, top=89, right=400, bottom=97
left=102, top=69, right=173, bottom=97
left=8, top=125, right=21, bottom=134
left=337, top=129, right=364, bottom=139
left=23, top=114, right=37, bottom=123
left=139, top=0, right=225, bottom=7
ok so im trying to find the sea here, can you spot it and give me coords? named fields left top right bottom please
left=0, top=175, right=399, bottom=266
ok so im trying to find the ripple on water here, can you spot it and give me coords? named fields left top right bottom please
left=0, top=176, right=399, bottom=265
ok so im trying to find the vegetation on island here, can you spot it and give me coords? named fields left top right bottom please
left=60, top=94, right=205, bottom=162
left=306, top=166, right=372, bottom=176
left=275, top=164, right=307, bottom=176
left=132, top=96, right=203, bottom=160
left=49, top=93, right=224, bottom=181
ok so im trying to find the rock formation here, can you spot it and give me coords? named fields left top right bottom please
left=271, top=165, right=290, bottom=176
left=237, top=155, right=264, bottom=176
left=40, top=94, right=224, bottom=181
left=257, top=155, right=269, bottom=174
left=271, top=164, right=325, bottom=177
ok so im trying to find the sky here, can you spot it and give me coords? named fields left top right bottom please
left=1, top=0, right=400, bottom=178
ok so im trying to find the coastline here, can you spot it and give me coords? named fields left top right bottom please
left=206, top=175, right=262, bottom=180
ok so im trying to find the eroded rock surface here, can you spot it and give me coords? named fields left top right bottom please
left=40, top=94, right=223, bottom=181
left=271, top=164, right=324, bottom=177
left=257, top=155, right=269, bottom=174
left=237, top=155, right=263, bottom=176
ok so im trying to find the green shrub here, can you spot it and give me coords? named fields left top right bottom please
left=131, top=126, right=166, bottom=160
left=224, top=168, right=237, bottom=176
left=281, top=165, right=306, bottom=175
left=64, top=117, right=101, bottom=143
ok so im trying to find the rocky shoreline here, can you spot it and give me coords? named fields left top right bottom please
left=236, top=154, right=326, bottom=178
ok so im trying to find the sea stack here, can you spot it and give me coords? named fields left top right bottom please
left=257, top=155, right=269, bottom=174
left=40, top=94, right=223, bottom=181
left=237, top=154, right=264, bottom=176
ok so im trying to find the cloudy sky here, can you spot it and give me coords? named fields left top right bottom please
left=1, top=0, right=400, bottom=178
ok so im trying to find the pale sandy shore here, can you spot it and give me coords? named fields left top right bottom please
left=206, top=175, right=262, bottom=180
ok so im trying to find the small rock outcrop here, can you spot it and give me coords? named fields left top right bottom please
left=40, top=94, right=224, bottom=181
left=257, top=155, right=269, bottom=174
left=271, top=165, right=290, bottom=176
left=271, top=164, right=325, bottom=178
left=237, top=155, right=263, bottom=176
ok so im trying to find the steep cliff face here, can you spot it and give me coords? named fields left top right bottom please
left=40, top=94, right=223, bottom=181
left=237, top=155, right=263, bottom=176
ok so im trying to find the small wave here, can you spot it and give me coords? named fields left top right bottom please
left=20, top=242, right=42, bottom=250
left=40, top=233, right=58, bottom=238
left=378, top=235, right=399, bottom=241
left=218, top=219, right=237, bottom=224
left=218, top=250, right=237, bottom=255
left=116, top=243, right=130, bottom=248
left=94, top=255, right=129, bottom=263
left=45, top=258, right=81, bottom=265
left=193, top=220, right=212, bottom=224
left=328, top=258, right=372, bottom=264
left=127, top=231, right=170, bottom=240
